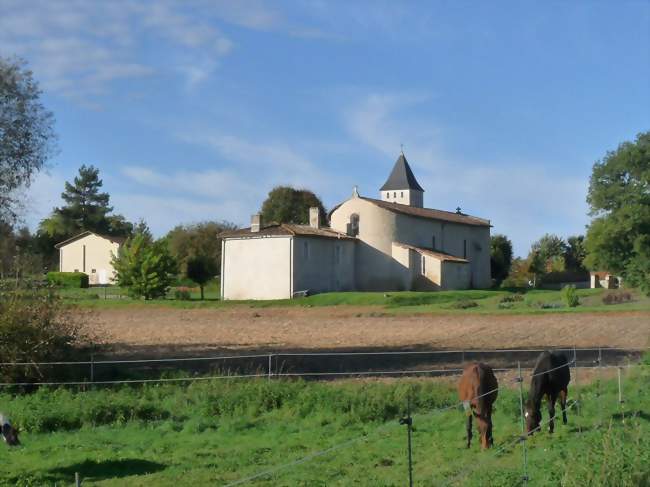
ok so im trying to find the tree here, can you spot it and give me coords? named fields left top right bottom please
left=490, top=234, right=513, bottom=286
left=584, top=131, right=650, bottom=293
left=260, top=186, right=327, bottom=225
left=531, top=234, right=567, bottom=267
left=1, top=57, right=57, bottom=221
left=527, top=251, right=545, bottom=287
left=112, top=231, right=178, bottom=300
left=564, top=235, right=587, bottom=272
left=186, top=255, right=217, bottom=300
left=38, top=165, right=133, bottom=261
left=166, top=221, right=236, bottom=276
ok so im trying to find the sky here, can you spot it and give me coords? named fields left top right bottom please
left=2, top=0, right=649, bottom=257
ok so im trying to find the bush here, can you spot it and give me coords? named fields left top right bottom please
left=0, top=281, right=94, bottom=384
left=174, top=287, right=192, bottom=300
left=449, top=299, right=479, bottom=309
left=602, top=292, right=632, bottom=305
left=499, top=294, right=524, bottom=303
left=497, top=302, right=514, bottom=309
left=46, top=271, right=89, bottom=288
left=561, top=285, right=580, bottom=307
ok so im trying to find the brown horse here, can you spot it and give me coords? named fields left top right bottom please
left=457, top=363, right=499, bottom=449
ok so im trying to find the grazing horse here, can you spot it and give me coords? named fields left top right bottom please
left=525, top=351, right=570, bottom=435
left=457, top=363, right=499, bottom=449
left=0, top=413, right=19, bottom=446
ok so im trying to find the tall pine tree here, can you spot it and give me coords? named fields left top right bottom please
left=37, top=165, right=133, bottom=265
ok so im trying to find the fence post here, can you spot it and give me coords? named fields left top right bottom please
left=516, top=361, right=529, bottom=485
left=399, top=394, right=413, bottom=487
left=573, top=346, right=581, bottom=433
left=90, top=353, right=95, bottom=385
left=597, top=346, right=602, bottom=427
left=268, top=354, right=272, bottom=381
left=75, top=472, right=81, bottom=486
left=617, top=366, right=625, bottom=423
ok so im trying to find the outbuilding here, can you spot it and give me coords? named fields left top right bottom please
left=55, top=231, right=124, bottom=285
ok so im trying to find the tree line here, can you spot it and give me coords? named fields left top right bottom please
left=1, top=56, right=648, bottom=296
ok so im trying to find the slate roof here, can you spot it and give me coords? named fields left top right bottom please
left=393, top=242, right=469, bottom=263
left=219, top=223, right=354, bottom=240
left=54, top=231, right=126, bottom=249
left=380, top=153, right=425, bottom=192
left=352, top=197, right=491, bottom=227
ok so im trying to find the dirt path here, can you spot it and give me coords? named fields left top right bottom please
left=86, top=306, right=650, bottom=357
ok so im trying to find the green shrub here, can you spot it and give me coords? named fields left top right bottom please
left=561, top=285, right=580, bottom=307
left=0, top=281, right=94, bottom=384
left=497, top=302, right=514, bottom=309
left=174, top=287, right=192, bottom=300
left=449, top=299, right=478, bottom=309
left=46, top=271, right=89, bottom=288
left=499, top=294, right=524, bottom=303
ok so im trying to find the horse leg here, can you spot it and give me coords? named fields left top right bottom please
left=466, top=413, right=473, bottom=448
left=477, top=415, right=489, bottom=449
left=548, top=393, right=557, bottom=434
left=559, top=388, right=568, bottom=425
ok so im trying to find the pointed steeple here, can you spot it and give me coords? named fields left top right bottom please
left=380, top=153, right=424, bottom=192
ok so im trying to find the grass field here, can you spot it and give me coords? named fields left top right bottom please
left=2, top=362, right=649, bottom=486
left=57, top=285, right=650, bottom=315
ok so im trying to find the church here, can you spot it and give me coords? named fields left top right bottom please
left=220, top=153, right=492, bottom=300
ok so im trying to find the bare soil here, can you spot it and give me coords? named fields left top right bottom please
left=86, top=306, right=650, bottom=357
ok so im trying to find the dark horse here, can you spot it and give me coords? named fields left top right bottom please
left=525, top=351, right=570, bottom=435
left=458, top=363, right=499, bottom=449
left=1, top=414, right=20, bottom=446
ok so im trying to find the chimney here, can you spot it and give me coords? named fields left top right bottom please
left=309, top=207, right=320, bottom=229
left=251, top=214, right=262, bottom=233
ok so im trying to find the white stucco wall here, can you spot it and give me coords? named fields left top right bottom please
left=59, top=234, right=119, bottom=284
left=441, top=261, right=471, bottom=290
left=221, top=237, right=293, bottom=300
left=331, top=196, right=491, bottom=291
left=331, top=198, right=402, bottom=290
left=293, top=237, right=356, bottom=293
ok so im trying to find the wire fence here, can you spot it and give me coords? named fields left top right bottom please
left=0, top=346, right=643, bottom=387
left=1, top=348, right=646, bottom=485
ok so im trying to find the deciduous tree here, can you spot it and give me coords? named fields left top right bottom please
left=490, top=234, right=513, bottom=286
left=260, top=186, right=326, bottom=225
left=186, top=255, right=217, bottom=300
left=584, top=131, right=650, bottom=293
left=0, top=57, right=57, bottom=221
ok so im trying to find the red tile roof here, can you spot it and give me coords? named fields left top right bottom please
left=219, top=223, right=354, bottom=240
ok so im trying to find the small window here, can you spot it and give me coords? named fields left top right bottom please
left=303, top=241, right=310, bottom=260
left=401, top=191, right=404, bottom=197
left=349, top=213, right=360, bottom=237
left=386, top=192, right=390, bottom=199
left=91, top=269, right=96, bottom=273
left=421, top=256, right=426, bottom=275
left=74, top=269, right=79, bottom=272
left=463, top=239, right=467, bottom=259
left=393, top=191, right=396, bottom=198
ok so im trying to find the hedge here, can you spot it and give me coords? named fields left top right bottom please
left=46, top=272, right=89, bottom=289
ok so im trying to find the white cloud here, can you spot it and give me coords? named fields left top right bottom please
left=344, top=92, right=590, bottom=256
left=0, top=0, right=234, bottom=102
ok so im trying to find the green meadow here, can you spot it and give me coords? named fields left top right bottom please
left=57, top=285, right=650, bottom=315
left=2, top=362, right=649, bottom=486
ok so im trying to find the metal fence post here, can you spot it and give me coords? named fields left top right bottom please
left=618, top=366, right=625, bottom=423
left=597, top=346, right=602, bottom=427
left=90, top=353, right=95, bottom=385
left=75, top=472, right=81, bottom=486
left=517, top=361, right=529, bottom=485
left=399, top=394, right=413, bottom=487
left=268, top=354, right=272, bottom=381
left=573, top=346, right=581, bottom=433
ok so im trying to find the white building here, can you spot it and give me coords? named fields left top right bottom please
left=220, top=153, right=492, bottom=299
left=55, top=231, right=124, bottom=285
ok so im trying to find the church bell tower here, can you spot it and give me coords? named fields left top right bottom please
left=379, top=152, right=424, bottom=208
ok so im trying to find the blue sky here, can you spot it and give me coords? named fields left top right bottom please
left=2, top=0, right=649, bottom=256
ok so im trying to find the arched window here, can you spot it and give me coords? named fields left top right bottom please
left=349, top=213, right=360, bottom=237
